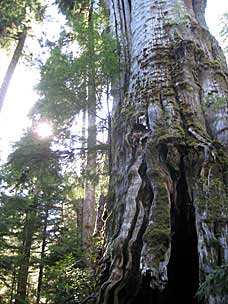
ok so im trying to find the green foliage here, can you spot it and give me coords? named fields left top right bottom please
left=55, top=0, right=77, bottom=16
left=42, top=219, right=96, bottom=304
left=0, top=128, right=67, bottom=300
left=30, top=0, right=116, bottom=201
left=0, top=121, right=103, bottom=303
left=0, top=0, right=44, bottom=46
left=47, top=222, right=82, bottom=264
left=32, top=0, right=118, bottom=126
left=197, top=264, right=228, bottom=302
left=0, top=0, right=113, bottom=302
left=33, top=47, right=87, bottom=125
left=97, top=27, right=119, bottom=82
left=44, top=254, right=96, bottom=304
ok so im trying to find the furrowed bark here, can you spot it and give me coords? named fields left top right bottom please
left=97, top=1, right=228, bottom=303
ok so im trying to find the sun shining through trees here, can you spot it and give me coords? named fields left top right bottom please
left=35, top=121, right=53, bottom=138
left=0, top=0, right=225, bottom=158
left=0, top=1, right=66, bottom=160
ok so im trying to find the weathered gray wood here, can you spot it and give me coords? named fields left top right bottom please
left=97, top=1, right=228, bottom=303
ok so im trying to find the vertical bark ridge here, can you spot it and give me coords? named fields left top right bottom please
left=101, top=152, right=143, bottom=303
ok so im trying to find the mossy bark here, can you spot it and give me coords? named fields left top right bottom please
left=97, top=1, right=228, bottom=303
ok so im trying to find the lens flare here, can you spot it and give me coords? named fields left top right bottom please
left=35, top=122, right=53, bottom=138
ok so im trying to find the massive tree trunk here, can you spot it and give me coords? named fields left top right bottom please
left=97, top=1, right=228, bottom=303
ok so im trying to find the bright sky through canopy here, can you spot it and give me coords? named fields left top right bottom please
left=0, top=0, right=227, bottom=160
left=35, top=121, right=53, bottom=138
left=0, top=1, right=65, bottom=160
left=205, top=0, right=227, bottom=46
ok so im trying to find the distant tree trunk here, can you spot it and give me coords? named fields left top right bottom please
left=81, top=109, right=86, bottom=163
left=0, top=31, right=26, bottom=112
left=15, top=206, right=35, bottom=304
left=36, top=206, right=48, bottom=304
left=94, top=193, right=106, bottom=238
left=82, top=1, right=97, bottom=253
left=97, top=1, right=228, bottom=304
left=76, top=110, right=86, bottom=248
left=106, top=81, right=112, bottom=176
left=9, top=270, right=16, bottom=304
left=83, top=94, right=96, bottom=253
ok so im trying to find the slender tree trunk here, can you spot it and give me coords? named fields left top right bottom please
left=0, top=31, right=27, bottom=112
left=106, top=81, right=112, bottom=176
left=15, top=204, right=36, bottom=304
left=9, top=271, right=16, bottom=304
left=83, top=99, right=96, bottom=252
left=75, top=110, right=87, bottom=250
left=82, top=1, right=97, bottom=253
left=94, top=194, right=106, bottom=238
left=81, top=109, right=87, bottom=163
left=36, top=206, right=48, bottom=304
left=97, top=1, right=228, bottom=304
